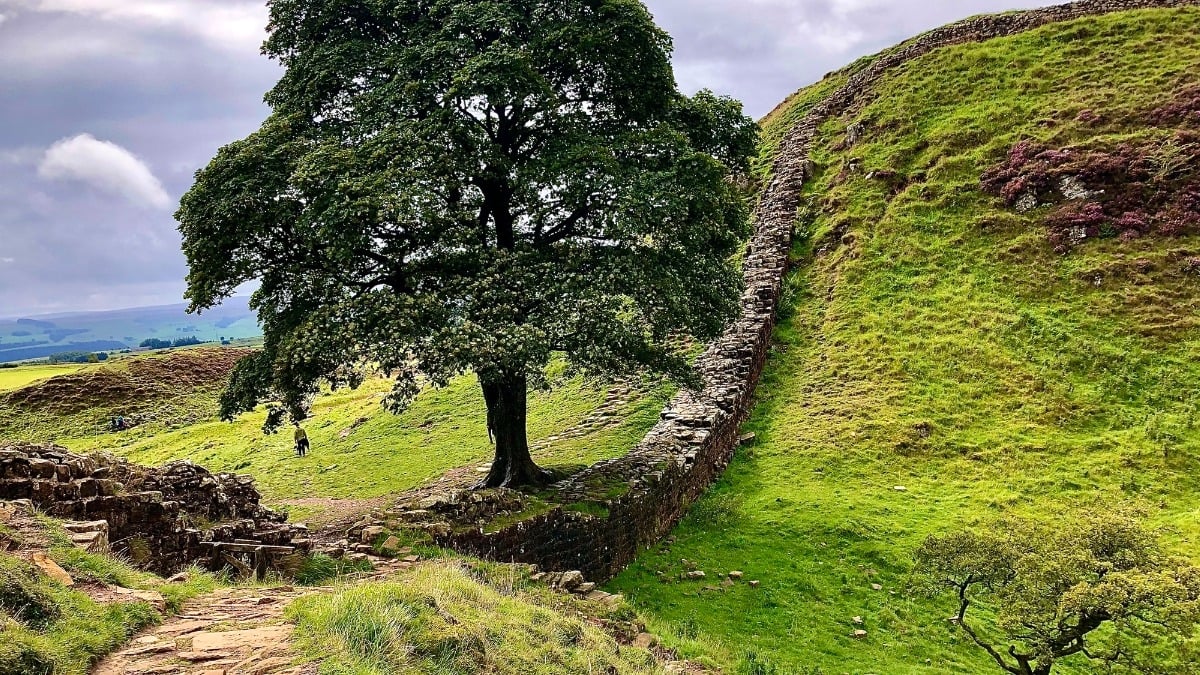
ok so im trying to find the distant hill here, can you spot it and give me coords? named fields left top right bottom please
left=0, top=298, right=260, bottom=363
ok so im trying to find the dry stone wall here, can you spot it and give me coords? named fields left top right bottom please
left=0, top=443, right=308, bottom=574
left=366, top=0, right=1200, bottom=581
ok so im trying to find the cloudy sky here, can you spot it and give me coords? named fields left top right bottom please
left=0, top=0, right=1045, bottom=318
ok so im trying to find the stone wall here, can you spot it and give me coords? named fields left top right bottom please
left=369, top=0, right=1200, bottom=581
left=0, top=443, right=308, bottom=574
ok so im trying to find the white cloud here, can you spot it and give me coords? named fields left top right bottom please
left=0, top=258, right=14, bottom=264
left=0, top=13, right=8, bottom=26
left=12, top=0, right=266, bottom=52
left=39, top=134, right=171, bottom=209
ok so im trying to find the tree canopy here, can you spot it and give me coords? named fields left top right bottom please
left=177, top=0, right=757, bottom=487
left=914, top=513, right=1200, bottom=675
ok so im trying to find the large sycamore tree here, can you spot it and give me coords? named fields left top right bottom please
left=177, top=0, right=757, bottom=488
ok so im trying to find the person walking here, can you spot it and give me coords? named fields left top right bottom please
left=294, top=425, right=309, bottom=457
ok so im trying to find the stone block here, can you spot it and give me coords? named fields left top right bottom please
left=28, top=459, right=56, bottom=479
left=54, top=482, right=80, bottom=500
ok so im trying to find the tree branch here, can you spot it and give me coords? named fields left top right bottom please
left=954, top=578, right=1025, bottom=675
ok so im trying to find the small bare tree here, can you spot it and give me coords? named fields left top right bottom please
left=914, top=513, right=1200, bottom=675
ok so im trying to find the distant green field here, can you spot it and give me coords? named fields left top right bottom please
left=612, top=8, right=1200, bottom=674
left=0, top=363, right=88, bottom=392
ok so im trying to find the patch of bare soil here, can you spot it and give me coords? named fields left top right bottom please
left=274, top=497, right=391, bottom=545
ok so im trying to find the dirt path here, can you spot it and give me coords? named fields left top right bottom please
left=273, top=496, right=391, bottom=546
left=93, top=558, right=413, bottom=675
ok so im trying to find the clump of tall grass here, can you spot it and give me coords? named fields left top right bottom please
left=286, top=561, right=661, bottom=675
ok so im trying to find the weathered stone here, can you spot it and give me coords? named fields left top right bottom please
left=31, top=553, right=73, bottom=586
left=112, top=587, right=167, bottom=612
left=0, top=443, right=308, bottom=576
left=360, top=526, right=385, bottom=544
left=191, top=627, right=292, bottom=652
left=178, top=651, right=236, bottom=662
left=558, top=570, right=585, bottom=590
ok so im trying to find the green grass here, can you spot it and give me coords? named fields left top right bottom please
left=49, top=371, right=670, bottom=509
left=0, top=519, right=220, bottom=675
left=611, top=7, right=1200, bottom=674
left=286, top=560, right=660, bottom=675
left=0, top=363, right=87, bottom=392
left=295, top=554, right=377, bottom=586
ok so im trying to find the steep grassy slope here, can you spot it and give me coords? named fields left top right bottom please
left=612, top=7, right=1200, bottom=674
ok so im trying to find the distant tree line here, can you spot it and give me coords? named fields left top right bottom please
left=46, top=351, right=108, bottom=364
left=139, top=336, right=205, bottom=350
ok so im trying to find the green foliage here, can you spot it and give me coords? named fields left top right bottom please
left=285, top=561, right=660, bottom=674
left=45, top=351, right=106, bottom=365
left=176, top=0, right=756, bottom=486
left=914, top=513, right=1200, bottom=675
left=611, top=6, right=1200, bottom=673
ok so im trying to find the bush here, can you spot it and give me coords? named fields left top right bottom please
left=981, top=86, right=1200, bottom=252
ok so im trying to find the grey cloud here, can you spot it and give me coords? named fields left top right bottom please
left=0, top=0, right=1046, bottom=317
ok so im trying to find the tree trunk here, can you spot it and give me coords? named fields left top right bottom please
left=477, top=371, right=552, bottom=489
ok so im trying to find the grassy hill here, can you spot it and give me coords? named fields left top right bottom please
left=0, top=347, right=671, bottom=521
left=611, top=6, right=1200, bottom=674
